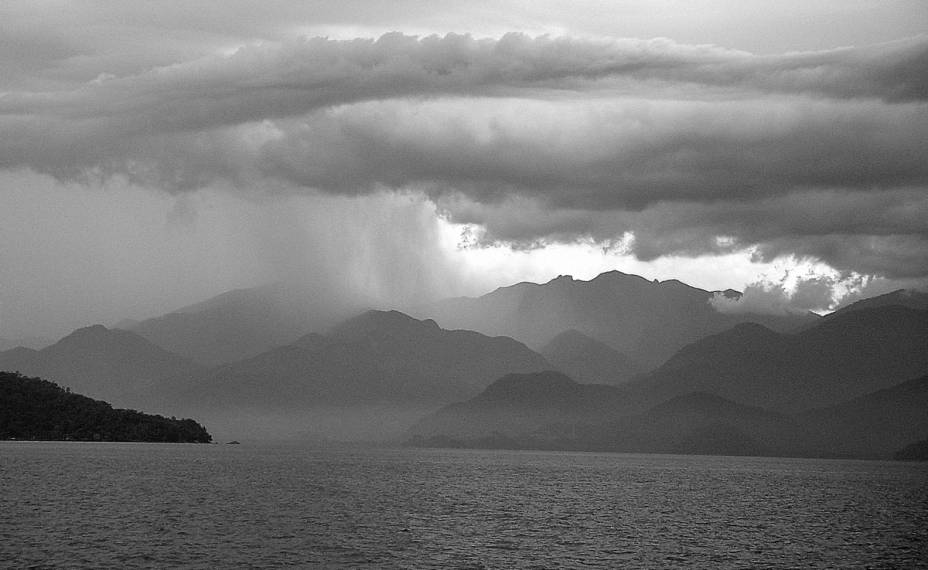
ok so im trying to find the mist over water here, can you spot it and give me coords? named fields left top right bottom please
left=191, top=406, right=443, bottom=443
left=3, top=443, right=927, bottom=568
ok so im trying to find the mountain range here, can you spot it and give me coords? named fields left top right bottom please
left=631, top=304, right=928, bottom=412
left=414, top=271, right=817, bottom=370
left=408, top=371, right=639, bottom=443
left=409, top=370, right=928, bottom=459
left=157, top=310, right=550, bottom=412
left=119, top=282, right=360, bottom=366
left=407, top=371, right=801, bottom=455
left=2, top=269, right=926, bottom=453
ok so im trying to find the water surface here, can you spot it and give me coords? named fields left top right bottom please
left=2, top=442, right=926, bottom=568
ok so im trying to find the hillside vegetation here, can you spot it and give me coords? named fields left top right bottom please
left=0, top=372, right=211, bottom=443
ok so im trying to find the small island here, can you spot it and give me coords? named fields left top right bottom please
left=0, top=371, right=211, bottom=443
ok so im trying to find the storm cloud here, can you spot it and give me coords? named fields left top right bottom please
left=2, top=8, right=927, bottom=339
left=3, top=33, right=927, bottom=180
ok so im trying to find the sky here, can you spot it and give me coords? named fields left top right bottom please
left=1, top=1, right=927, bottom=339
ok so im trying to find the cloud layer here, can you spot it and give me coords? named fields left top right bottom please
left=2, top=31, right=927, bottom=282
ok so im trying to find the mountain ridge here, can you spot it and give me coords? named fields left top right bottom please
left=408, top=369, right=928, bottom=459
left=628, top=304, right=928, bottom=412
left=414, top=270, right=817, bottom=370
left=152, top=310, right=554, bottom=440
left=0, top=325, right=202, bottom=410
left=122, top=282, right=363, bottom=366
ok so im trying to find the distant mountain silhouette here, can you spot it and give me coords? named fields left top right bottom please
left=0, top=347, right=38, bottom=371
left=160, top=311, right=552, bottom=413
left=408, top=372, right=799, bottom=456
left=0, top=325, right=202, bottom=409
left=0, top=372, right=211, bottom=443
left=831, top=289, right=928, bottom=316
left=408, top=369, right=928, bottom=458
left=540, top=329, right=642, bottom=385
left=408, top=371, right=635, bottom=442
left=327, top=311, right=552, bottom=392
left=415, top=271, right=817, bottom=370
left=572, top=392, right=801, bottom=456
left=123, top=282, right=360, bottom=366
left=628, top=305, right=928, bottom=412
left=797, top=373, right=928, bottom=458
left=0, top=336, right=53, bottom=351
left=12, top=272, right=923, bottom=446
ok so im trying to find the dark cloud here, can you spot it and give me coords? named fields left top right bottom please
left=253, top=98, right=928, bottom=207
left=2, top=33, right=926, bottom=140
left=752, top=235, right=928, bottom=280
left=4, top=95, right=926, bottom=204
left=3, top=33, right=926, bottom=192
left=438, top=187, right=928, bottom=280
left=1, top=31, right=927, bottom=282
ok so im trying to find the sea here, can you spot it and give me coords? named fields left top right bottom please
left=1, top=442, right=926, bottom=569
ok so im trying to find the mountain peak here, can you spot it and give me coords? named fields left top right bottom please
left=57, top=324, right=114, bottom=344
left=48, top=324, right=194, bottom=363
left=593, top=269, right=629, bottom=279
left=657, top=321, right=783, bottom=372
left=57, top=324, right=170, bottom=348
left=329, top=309, right=440, bottom=340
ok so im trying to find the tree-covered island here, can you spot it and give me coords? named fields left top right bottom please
left=0, top=371, right=211, bottom=443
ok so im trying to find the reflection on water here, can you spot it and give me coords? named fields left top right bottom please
left=2, top=442, right=927, bottom=568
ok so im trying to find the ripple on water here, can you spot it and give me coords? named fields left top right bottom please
left=1, top=443, right=927, bottom=568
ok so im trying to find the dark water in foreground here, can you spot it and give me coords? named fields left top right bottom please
left=1, top=443, right=927, bottom=568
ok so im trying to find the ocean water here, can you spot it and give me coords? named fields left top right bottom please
left=1, top=443, right=926, bottom=568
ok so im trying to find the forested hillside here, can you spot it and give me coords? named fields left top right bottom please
left=0, top=372, right=211, bottom=443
